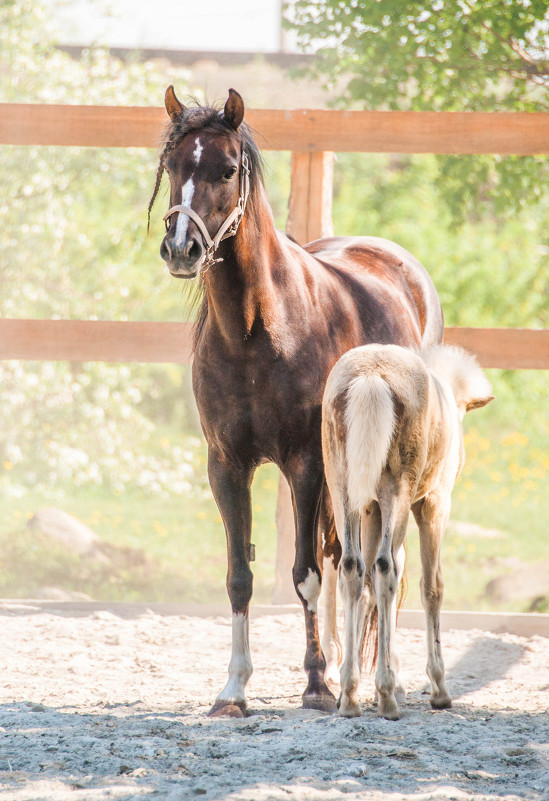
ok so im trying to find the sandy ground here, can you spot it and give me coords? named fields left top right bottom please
left=0, top=604, right=548, bottom=801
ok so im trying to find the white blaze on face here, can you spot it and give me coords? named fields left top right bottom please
left=174, top=178, right=195, bottom=247
left=298, top=568, right=321, bottom=613
left=193, top=137, right=203, bottom=164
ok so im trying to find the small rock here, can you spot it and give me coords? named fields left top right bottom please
left=485, top=560, right=549, bottom=603
left=28, top=507, right=108, bottom=562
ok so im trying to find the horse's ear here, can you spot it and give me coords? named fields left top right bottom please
left=223, top=88, right=245, bottom=130
left=465, top=395, right=495, bottom=413
left=165, top=85, right=185, bottom=121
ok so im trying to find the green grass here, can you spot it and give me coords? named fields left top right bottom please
left=0, top=464, right=279, bottom=604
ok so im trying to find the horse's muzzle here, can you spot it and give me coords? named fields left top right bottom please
left=160, top=234, right=205, bottom=279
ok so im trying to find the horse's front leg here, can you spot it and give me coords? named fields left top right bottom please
left=207, top=450, right=254, bottom=718
left=287, top=455, right=337, bottom=713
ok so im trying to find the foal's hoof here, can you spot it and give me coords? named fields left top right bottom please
left=339, top=697, right=362, bottom=718
left=430, top=694, right=452, bottom=710
left=376, top=695, right=400, bottom=720
left=302, top=689, right=337, bottom=714
left=207, top=701, right=247, bottom=718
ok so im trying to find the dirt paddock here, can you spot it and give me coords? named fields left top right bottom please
left=1, top=602, right=548, bottom=801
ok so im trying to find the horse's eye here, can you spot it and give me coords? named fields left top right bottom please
left=223, top=166, right=237, bottom=180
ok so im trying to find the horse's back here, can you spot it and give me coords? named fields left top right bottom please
left=304, top=235, right=444, bottom=348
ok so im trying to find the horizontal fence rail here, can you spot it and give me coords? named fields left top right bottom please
left=1, top=319, right=548, bottom=369
left=1, top=104, right=548, bottom=153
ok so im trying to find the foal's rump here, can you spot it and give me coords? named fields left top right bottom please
left=322, top=345, right=429, bottom=514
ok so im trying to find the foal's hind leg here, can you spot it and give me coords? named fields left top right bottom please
left=412, top=494, right=452, bottom=710
left=321, top=554, right=341, bottom=686
left=287, top=454, right=337, bottom=713
left=373, top=480, right=411, bottom=720
left=390, top=543, right=407, bottom=702
left=207, top=451, right=254, bottom=717
left=337, top=507, right=366, bottom=717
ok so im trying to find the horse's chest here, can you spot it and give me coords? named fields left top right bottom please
left=193, top=353, right=321, bottom=460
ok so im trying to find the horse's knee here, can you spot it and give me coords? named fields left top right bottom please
left=227, top=565, right=254, bottom=612
left=372, top=556, right=397, bottom=598
left=339, top=554, right=365, bottom=600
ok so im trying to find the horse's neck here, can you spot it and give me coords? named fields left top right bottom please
left=202, top=185, right=292, bottom=351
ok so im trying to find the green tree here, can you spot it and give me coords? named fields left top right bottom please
left=287, top=0, right=548, bottom=219
left=0, top=0, right=203, bottom=496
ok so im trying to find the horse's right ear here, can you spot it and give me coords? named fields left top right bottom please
left=165, top=85, right=185, bottom=121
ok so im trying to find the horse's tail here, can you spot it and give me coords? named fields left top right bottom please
left=344, top=373, right=395, bottom=514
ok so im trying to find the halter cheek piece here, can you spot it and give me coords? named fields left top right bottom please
left=163, top=149, right=250, bottom=271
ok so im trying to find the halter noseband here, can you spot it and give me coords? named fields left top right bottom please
left=163, top=149, right=250, bottom=271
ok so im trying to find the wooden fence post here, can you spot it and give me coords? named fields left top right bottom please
left=272, top=151, right=335, bottom=604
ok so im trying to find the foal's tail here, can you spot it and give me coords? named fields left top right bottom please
left=344, top=373, right=395, bottom=514
left=343, top=371, right=403, bottom=673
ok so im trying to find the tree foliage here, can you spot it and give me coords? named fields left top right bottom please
left=0, top=0, right=203, bottom=496
left=287, top=0, right=549, bottom=218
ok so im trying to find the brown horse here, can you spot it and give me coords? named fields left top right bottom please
left=149, top=87, right=444, bottom=717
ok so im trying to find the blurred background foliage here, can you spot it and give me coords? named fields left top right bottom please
left=0, top=0, right=547, bottom=610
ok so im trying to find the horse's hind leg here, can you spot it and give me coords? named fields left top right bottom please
left=207, top=451, right=254, bottom=717
left=337, top=506, right=366, bottom=717
left=412, top=494, right=452, bottom=710
left=373, top=480, right=411, bottom=720
left=321, top=554, right=341, bottom=685
left=391, top=543, right=407, bottom=702
left=287, top=454, right=337, bottom=713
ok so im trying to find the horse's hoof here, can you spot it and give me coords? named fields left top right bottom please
left=302, top=691, right=337, bottom=714
left=339, top=697, right=362, bottom=718
left=207, top=701, right=247, bottom=718
left=377, top=696, right=400, bottom=720
left=430, top=694, right=452, bottom=710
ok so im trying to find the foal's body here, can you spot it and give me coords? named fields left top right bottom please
left=153, top=88, right=443, bottom=716
left=322, top=344, right=493, bottom=719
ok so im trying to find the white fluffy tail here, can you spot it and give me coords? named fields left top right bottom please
left=344, top=374, right=395, bottom=514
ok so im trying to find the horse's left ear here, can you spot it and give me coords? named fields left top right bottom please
left=224, top=89, right=245, bottom=130
left=465, top=395, right=495, bottom=413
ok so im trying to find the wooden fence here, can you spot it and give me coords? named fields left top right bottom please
left=0, top=103, right=548, bottom=369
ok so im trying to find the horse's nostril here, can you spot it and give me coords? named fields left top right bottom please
left=184, top=237, right=201, bottom=261
left=160, top=237, right=172, bottom=262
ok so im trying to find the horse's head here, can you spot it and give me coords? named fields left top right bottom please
left=154, top=87, right=249, bottom=279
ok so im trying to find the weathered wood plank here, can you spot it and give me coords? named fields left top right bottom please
left=1, top=320, right=548, bottom=369
left=287, top=151, right=334, bottom=244
left=444, top=327, right=549, bottom=370
left=0, top=319, right=194, bottom=363
left=1, top=104, right=548, bottom=154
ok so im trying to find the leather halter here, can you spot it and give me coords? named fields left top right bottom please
left=163, top=149, right=250, bottom=271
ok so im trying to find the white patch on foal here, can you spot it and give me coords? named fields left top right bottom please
left=193, top=137, right=203, bottom=164
left=298, top=568, right=321, bottom=613
left=174, top=178, right=195, bottom=247
left=215, top=613, right=253, bottom=706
